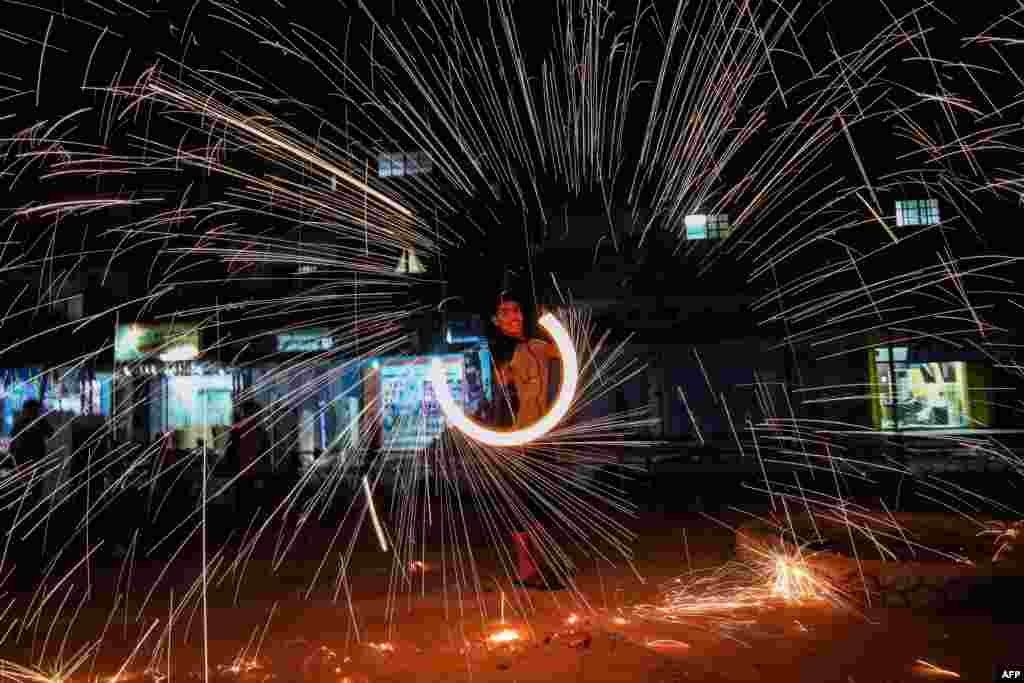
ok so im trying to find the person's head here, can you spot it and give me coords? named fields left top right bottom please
left=493, top=293, right=525, bottom=340
left=21, top=400, right=41, bottom=419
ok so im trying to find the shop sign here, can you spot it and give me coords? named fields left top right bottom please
left=115, top=324, right=201, bottom=362
left=276, top=329, right=335, bottom=353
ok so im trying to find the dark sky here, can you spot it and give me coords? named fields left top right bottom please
left=3, top=0, right=1021, bottom=317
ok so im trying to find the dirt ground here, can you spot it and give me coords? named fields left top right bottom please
left=2, top=509, right=1020, bottom=682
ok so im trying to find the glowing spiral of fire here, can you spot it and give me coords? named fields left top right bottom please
left=430, top=312, right=579, bottom=446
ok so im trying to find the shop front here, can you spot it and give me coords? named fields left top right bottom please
left=119, top=320, right=493, bottom=473
left=115, top=322, right=232, bottom=449
left=869, top=345, right=991, bottom=432
left=144, top=366, right=235, bottom=449
left=244, top=359, right=365, bottom=470
left=1, top=366, right=114, bottom=494
left=364, top=346, right=493, bottom=452
left=1, top=366, right=113, bottom=433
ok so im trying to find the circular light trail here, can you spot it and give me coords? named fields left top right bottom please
left=430, top=312, right=579, bottom=446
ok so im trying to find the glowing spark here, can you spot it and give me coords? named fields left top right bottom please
left=147, top=82, right=414, bottom=219
left=431, top=312, right=579, bottom=446
left=487, top=629, right=521, bottom=644
left=646, top=639, right=690, bottom=649
left=912, top=659, right=961, bottom=678
left=980, top=519, right=1022, bottom=561
left=769, top=555, right=823, bottom=603
left=217, top=659, right=262, bottom=676
left=361, top=476, right=389, bottom=552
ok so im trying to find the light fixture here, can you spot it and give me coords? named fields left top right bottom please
left=159, top=343, right=199, bottom=362
left=394, top=247, right=426, bottom=275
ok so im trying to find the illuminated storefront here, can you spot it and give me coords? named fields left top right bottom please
left=870, top=346, right=990, bottom=431
left=276, top=328, right=335, bottom=353
left=115, top=322, right=234, bottom=448
left=1, top=367, right=113, bottom=462
left=247, top=361, right=364, bottom=461
left=1, top=367, right=113, bottom=435
left=149, top=370, right=234, bottom=449
left=115, top=323, right=201, bottom=363
left=367, top=348, right=493, bottom=452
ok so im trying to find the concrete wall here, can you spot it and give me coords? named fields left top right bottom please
left=595, top=338, right=789, bottom=441
left=791, top=346, right=874, bottom=429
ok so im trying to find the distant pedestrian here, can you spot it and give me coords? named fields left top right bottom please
left=10, top=400, right=53, bottom=470
left=225, top=401, right=270, bottom=518
left=7, top=400, right=54, bottom=569
left=10, top=399, right=53, bottom=517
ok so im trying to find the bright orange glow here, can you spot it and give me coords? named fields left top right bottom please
left=912, top=659, right=961, bottom=679
left=218, top=659, right=263, bottom=676
left=646, top=639, right=690, bottom=649
left=488, top=629, right=521, bottom=644
left=770, top=555, right=823, bottom=602
left=431, top=313, right=579, bottom=446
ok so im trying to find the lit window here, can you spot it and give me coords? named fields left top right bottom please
left=684, top=214, right=731, bottom=240
left=685, top=214, right=707, bottom=240
left=377, top=151, right=431, bottom=178
left=873, top=346, right=969, bottom=430
left=377, top=153, right=404, bottom=178
left=874, top=347, right=908, bottom=363
left=297, top=264, right=318, bottom=274
left=406, top=151, right=421, bottom=175
left=377, top=153, right=391, bottom=177
left=895, top=199, right=939, bottom=227
left=707, top=214, right=731, bottom=239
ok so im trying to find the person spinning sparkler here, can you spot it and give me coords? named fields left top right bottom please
left=491, top=293, right=562, bottom=427
left=490, top=291, right=567, bottom=589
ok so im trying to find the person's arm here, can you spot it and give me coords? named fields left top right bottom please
left=529, top=337, right=561, bottom=361
left=495, top=363, right=512, bottom=385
